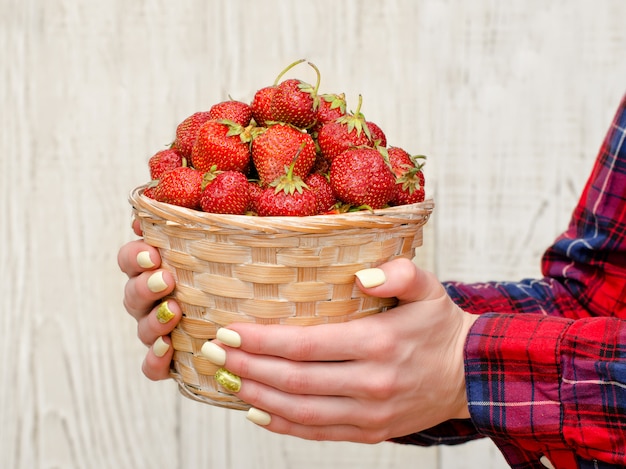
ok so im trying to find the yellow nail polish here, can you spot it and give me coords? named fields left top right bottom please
left=355, top=268, right=386, bottom=288
left=215, top=368, right=241, bottom=393
left=147, top=271, right=168, bottom=293
left=153, top=336, right=170, bottom=358
left=156, top=301, right=175, bottom=324
left=137, top=251, right=155, bottom=269
left=247, top=407, right=271, bottom=426
left=216, top=328, right=242, bottom=348
left=200, top=341, right=226, bottom=366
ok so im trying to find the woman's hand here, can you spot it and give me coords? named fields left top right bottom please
left=204, top=258, right=478, bottom=443
left=117, top=220, right=182, bottom=380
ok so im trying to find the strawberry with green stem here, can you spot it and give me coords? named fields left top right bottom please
left=250, top=59, right=306, bottom=127
left=251, top=123, right=316, bottom=186
left=191, top=119, right=253, bottom=173
left=270, top=60, right=322, bottom=129
left=316, top=94, right=378, bottom=162
left=256, top=143, right=317, bottom=217
left=388, top=147, right=426, bottom=205
left=313, top=93, right=347, bottom=132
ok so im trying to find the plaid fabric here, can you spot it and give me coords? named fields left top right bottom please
left=392, top=93, right=626, bottom=468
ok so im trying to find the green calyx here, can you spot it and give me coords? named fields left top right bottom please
left=396, top=170, right=421, bottom=193
left=395, top=155, right=427, bottom=193
left=201, top=165, right=221, bottom=190
left=217, top=119, right=266, bottom=146
left=336, top=94, right=372, bottom=140
left=321, top=93, right=347, bottom=113
left=269, top=142, right=309, bottom=195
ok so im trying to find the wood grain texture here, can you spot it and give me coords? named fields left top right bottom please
left=2, top=0, right=625, bottom=468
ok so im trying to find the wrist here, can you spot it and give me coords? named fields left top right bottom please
left=451, top=312, right=478, bottom=420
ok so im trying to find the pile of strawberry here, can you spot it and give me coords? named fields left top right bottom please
left=144, top=60, right=426, bottom=216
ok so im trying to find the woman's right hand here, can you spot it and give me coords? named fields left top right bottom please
left=117, top=219, right=182, bottom=380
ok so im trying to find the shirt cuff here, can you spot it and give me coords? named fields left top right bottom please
left=464, top=313, right=573, bottom=452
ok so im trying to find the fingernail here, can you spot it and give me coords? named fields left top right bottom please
left=153, top=336, right=170, bottom=357
left=214, top=368, right=241, bottom=393
left=247, top=407, right=271, bottom=426
left=147, top=271, right=168, bottom=293
left=200, top=341, right=226, bottom=366
left=216, top=328, right=242, bottom=348
left=156, top=301, right=175, bottom=324
left=355, top=268, right=386, bottom=288
left=137, top=251, right=155, bottom=269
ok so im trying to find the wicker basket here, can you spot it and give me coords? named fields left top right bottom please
left=129, top=185, right=434, bottom=409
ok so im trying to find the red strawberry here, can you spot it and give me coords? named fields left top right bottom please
left=305, top=172, right=337, bottom=214
left=191, top=120, right=252, bottom=173
left=247, top=180, right=264, bottom=214
left=200, top=170, right=250, bottom=214
left=256, top=185, right=317, bottom=216
left=143, top=185, right=156, bottom=199
left=250, top=86, right=277, bottom=127
left=256, top=164, right=317, bottom=217
left=152, top=166, right=204, bottom=209
left=312, top=93, right=347, bottom=132
left=270, top=61, right=321, bottom=129
left=316, top=95, right=375, bottom=161
left=251, top=124, right=316, bottom=186
left=388, top=146, right=415, bottom=175
left=388, top=147, right=426, bottom=206
left=148, top=148, right=184, bottom=180
left=330, top=147, right=396, bottom=209
left=173, top=111, right=213, bottom=157
left=367, top=121, right=387, bottom=147
left=208, top=99, right=253, bottom=126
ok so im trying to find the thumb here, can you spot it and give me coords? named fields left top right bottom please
left=355, top=258, right=446, bottom=304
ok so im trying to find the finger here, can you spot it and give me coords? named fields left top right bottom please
left=227, top=316, right=392, bottom=362
left=118, top=239, right=162, bottom=277
left=220, top=346, right=376, bottom=397
left=355, top=257, right=446, bottom=303
left=141, top=336, right=174, bottom=381
left=236, top=379, right=389, bottom=441
left=123, top=269, right=175, bottom=321
left=248, top=410, right=387, bottom=444
left=137, top=299, right=182, bottom=346
left=132, top=218, right=143, bottom=236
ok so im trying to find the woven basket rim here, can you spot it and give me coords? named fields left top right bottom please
left=129, top=184, right=434, bottom=234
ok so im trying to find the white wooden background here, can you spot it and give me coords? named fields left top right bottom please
left=3, top=1, right=625, bottom=468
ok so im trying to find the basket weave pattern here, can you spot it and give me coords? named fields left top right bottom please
left=130, top=186, right=433, bottom=409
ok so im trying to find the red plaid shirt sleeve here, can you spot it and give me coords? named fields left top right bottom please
left=392, top=93, right=626, bottom=468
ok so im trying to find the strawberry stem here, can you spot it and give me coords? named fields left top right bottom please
left=307, top=61, right=322, bottom=96
left=273, top=59, right=307, bottom=86
left=270, top=141, right=309, bottom=195
left=354, top=94, right=363, bottom=117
